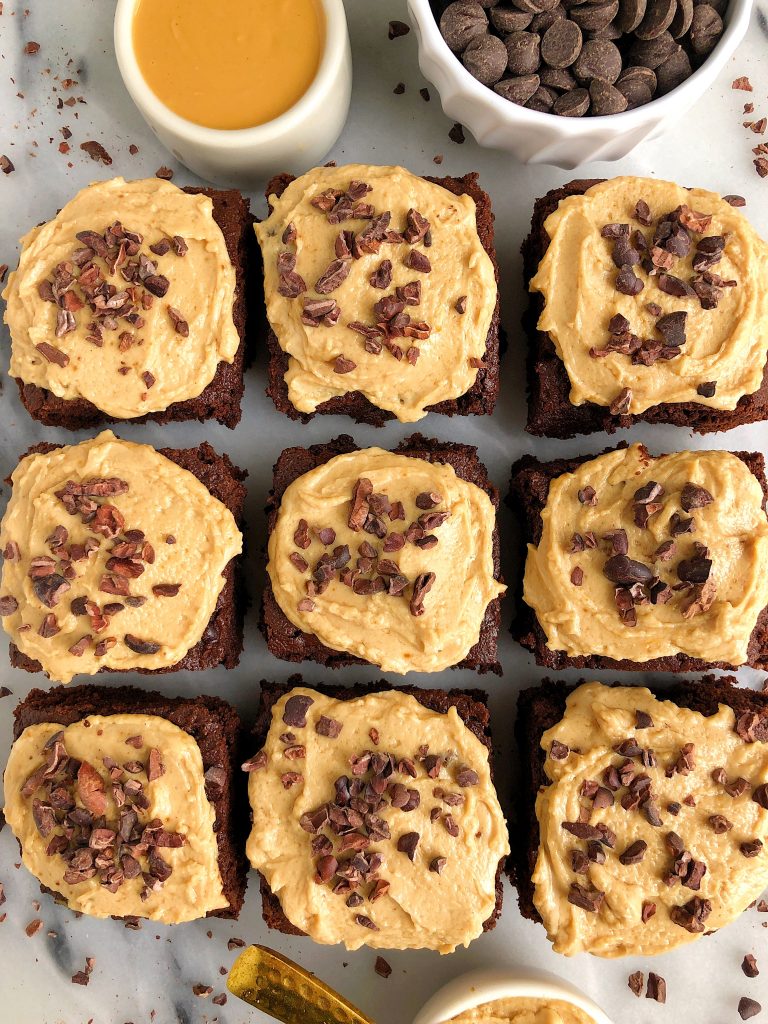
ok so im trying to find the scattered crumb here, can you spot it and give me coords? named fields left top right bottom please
left=71, top=957, right=95, bottom=986
left=23, top=41, right=39, bottom=55
left=388, top=20, right=410, bottom=40
left=374, top=956, right=392, bottom=979
left=433, top=154, right=444, bottom=164
left=80, top=140, right=112, bottom=165
left=420, top=87, right=430, bottom=102
left=227, top=937, right=246, bottom=951
left=192, top=984, right=213, bottom=998
left=212, top=993, right=227, bottom=1006
left=1, top=155, right=15, bottom=174
left=628, top=971, right=643, bottom=997
left=393, top=82, right=405, bottom=95
left=0, top=267, right=7, bottom=285
left=25, top=918, right=43, bottom=937
left=449, top=123, right=465, bottom=144
left=732, top=76, right=753, bottom=91
left=129, top=143, right=139, bottom=155
left=155, top=165, right=174, bottom=180
left=743, top=953, right=760, bottom=978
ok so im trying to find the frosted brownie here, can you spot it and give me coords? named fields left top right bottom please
left=245, top=681, right=509, bottom=952
left=256, top=164, right=501, bottom=425
left=5, top=683, right=247, bottom=922
left=523, top=177, right=768, bottom=437
left=0, top=431, right=245, bottom=683
left=262, top=435, right=506, bottom=674
left=3, top=178, right=254, bottom=429
left=514, top=679, right=768, bottom=957
left=510, top=443, right=768, bottom=672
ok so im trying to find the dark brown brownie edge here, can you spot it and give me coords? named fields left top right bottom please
left=8, top=440, right=247, bottom=676
left=512, top=675, right=768, bottom=925
left=14, top=186, right=258, bottom=430
left=263, top=171, right=502, bottom=425
left=12, top=682, right=248, bottom=919
left=508, top=444, right=768, bottom=672
left=261, top=434, right=503, bottom=673
left=250, top=678, right=504, bottom=936
left=523, top=179, right=768, bottom=438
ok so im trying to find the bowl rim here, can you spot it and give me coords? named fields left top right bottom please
left=407, top=0, right=753, bottom=133
left=113, top=0, right=349, bottom=147
left=411, top=967, right=615, bottom=1024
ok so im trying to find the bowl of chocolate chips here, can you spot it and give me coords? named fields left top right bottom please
left=407, top=0, right=751, bottom=166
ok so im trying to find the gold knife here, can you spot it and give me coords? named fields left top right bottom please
left=227, top=944, right=376, bottom=1024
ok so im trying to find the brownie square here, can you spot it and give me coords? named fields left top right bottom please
left=14, top=187, right=257, bottom=430
left=251, top=678, right=504, bottom=936
left=511, top=675, right=768, bottom=926
left=523, top=179, right=768, bottom=438
left=262, top=434, right=503, bottom=673
left=263, top=171, right=502, bottom=425
left=12, top=682, right=248, bottom=918
left=8, top=440, right=247, bottom=676
left=508, top=445, right=768, bottom=673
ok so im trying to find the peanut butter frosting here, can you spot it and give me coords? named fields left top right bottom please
left=439, top=997, right=597, bottom=1024
left=530, top=177, right=768, bottom=414
left=266, top=448, right=505, bottom=673
left=533, top=682, right=768, bottom=957
left=245, top=687, right=510, bottom=952
left=255, top=164, right=497, bottom=422
left=0, top=430, right=242, bottom=683
left=523, top=444, right=768, bottom=665
left=3, top=177, right=239, bottom=418
left=4, top=714, right=227, bottom=922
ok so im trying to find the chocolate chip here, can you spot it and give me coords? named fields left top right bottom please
left=541, top=20, right=583, bottom=67
left=462, top=34, right=508, bottom=85
left=656, top=48, right=692, bottom=93
left=554, top=88, right=590, bottom=115
left=589, top=78, right=628, bottom=114
left=494, top=74, right=541, bottom=104
left=505, top=31, right=541, bottom=74
left=124, top=634, right=160, bottom=655
left=616, top=266, right=643, bottom=295
left=316, top=716, right=343, bottom=738
left=603, top=554, right=653, bottom=585
left=440, top=1, right=489, bottom=51
left=739, top=998, right=762, bottom=1020
left=689, top=3, right=723, bottom=54
left=388, top=20, right=410, bottom=39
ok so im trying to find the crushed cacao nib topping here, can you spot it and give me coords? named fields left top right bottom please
left=20, top=734, right=186, bottom=899
left=37, top=221, right=190, bottom=384
left=298, top=730, right=478, bottom=926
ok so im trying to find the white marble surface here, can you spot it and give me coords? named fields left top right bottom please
left=1, top=1, right=768, bottom=1022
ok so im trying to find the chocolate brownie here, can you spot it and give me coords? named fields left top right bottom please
left=263, top=171, right=502, bottom=425
left=11, top=683, right=247, bottom=919
left=262, top=434, right=503, bottom=673
left=14, top=187, right=257, bottom=430
left=7, top=440, right=246, bottom=675
left=512, top=676, right=768, bottom=925
left=523, top=180, right=768, bottom=437
left=251, top=678, right=504, bottom=936
left=509, top=445, right=768, bottom=673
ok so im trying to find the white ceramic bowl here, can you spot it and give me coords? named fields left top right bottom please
left=412, top=968, right=615, bottom=1024
left=114, top=0, right=352, bottom=188
left=407, top=0, right=752, bottom=168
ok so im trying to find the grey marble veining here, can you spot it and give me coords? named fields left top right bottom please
left=1, top=1, right=767, bottom=1022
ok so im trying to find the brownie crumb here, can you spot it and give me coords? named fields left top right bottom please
left=420, top=87, right=430, bottom=102
left=449, top=123, right=466, bottom=145
left=0, top=155, right=15, bottom=174
left=156, top=165, right=174, bottom=180
left=739, top=997, right=762, bottom=1020
left=393, top=82, right=405, bottom=95
left=646, top=973, right=666, bottom=1003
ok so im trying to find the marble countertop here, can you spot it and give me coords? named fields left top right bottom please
left=1, top=0, right=768, bottom=1022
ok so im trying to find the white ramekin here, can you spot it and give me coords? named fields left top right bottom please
left=114, top=0, right=352, bottom=188
left=412, top=968, right=615, bottom=1024
left=407, top=0, right=752, bottom=169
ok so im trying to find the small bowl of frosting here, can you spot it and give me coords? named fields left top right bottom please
left=413, top=968, right=614, bottom=1024
left=114, top=0, right=352, bottom=187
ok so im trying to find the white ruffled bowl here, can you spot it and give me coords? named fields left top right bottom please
left=412, top=968, right=615, bottom=1024
left=406, top=0, right=753, bottom=168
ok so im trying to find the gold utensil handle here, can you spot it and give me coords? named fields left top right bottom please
left=227, top=944, right=377, bottom=1024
